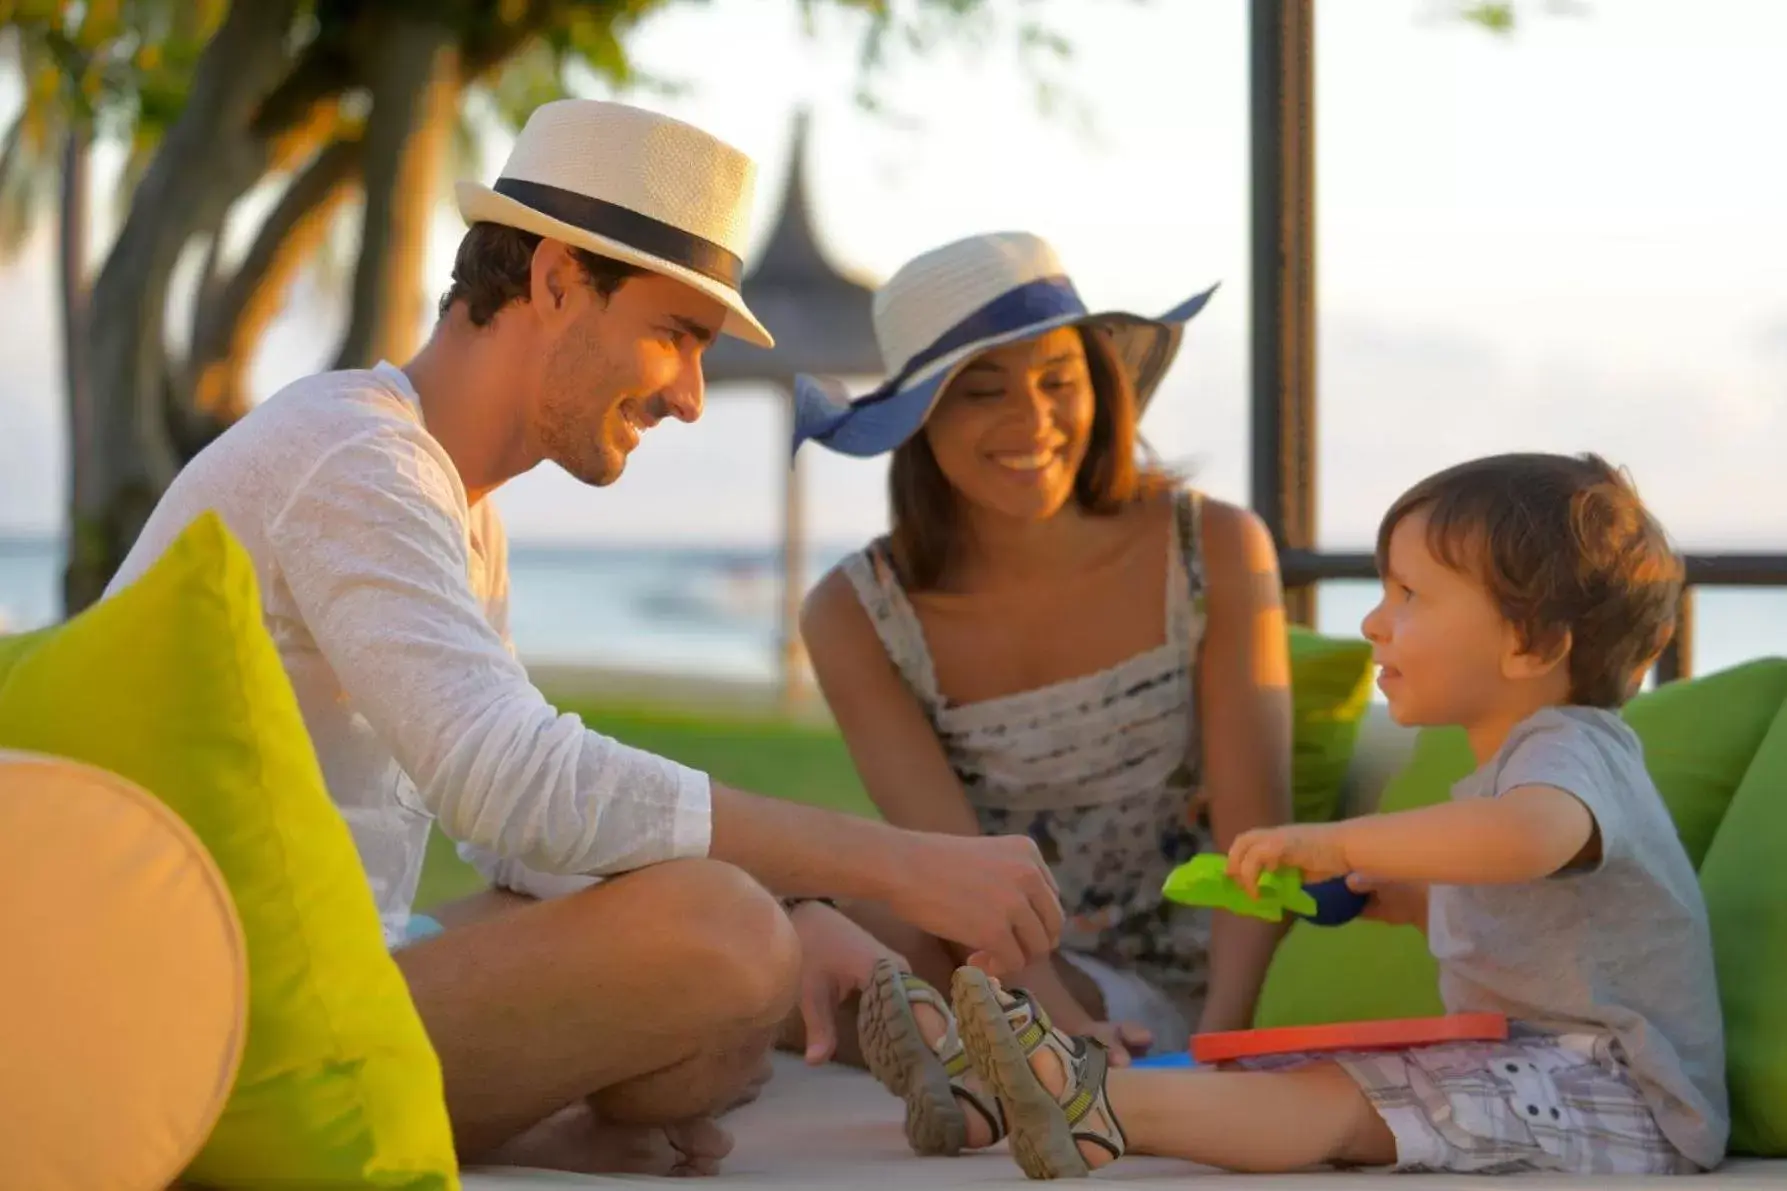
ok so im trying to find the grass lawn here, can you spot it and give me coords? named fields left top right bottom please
left=414, top=698, right=874, bottom=910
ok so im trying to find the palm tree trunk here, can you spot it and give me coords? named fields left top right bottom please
left=185, top=136, right=364, bottom=431
left=333, top=15, right=461, bottom=371
left=65, top=0, right=308, bottom=614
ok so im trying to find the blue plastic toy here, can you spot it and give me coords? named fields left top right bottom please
left=1300, top=875, right=1371, bottom=926
left=1130, top=1051, right=1198, bottom=1069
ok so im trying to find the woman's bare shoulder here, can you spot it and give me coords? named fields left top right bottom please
left=799, top=546, right=886, bottom=663
left=1191, top=496, right=1283, bottom=599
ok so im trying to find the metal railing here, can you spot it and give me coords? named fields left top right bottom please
left=1248, top=1, right=1785, bottom=683
left=1275, top=551, right=1787, bottom=683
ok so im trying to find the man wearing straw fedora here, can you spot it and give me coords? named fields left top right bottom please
left=107, top=99, right=1064, bottom=1175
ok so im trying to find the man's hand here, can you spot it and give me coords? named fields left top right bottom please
left=788, top=901, right=906, bottom=1064
left=1226, top=822, right=1350, bottom=897
left=1085, top=1021, right=1153, bottom=1066
left=1345, top=873, right=1429, bottom=930
left=884, top=832, right=1063, bottom=977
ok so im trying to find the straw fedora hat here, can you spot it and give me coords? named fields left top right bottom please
left=456, top=98, right=774, bottom=348
left=792, top=230, right=1216, bottom=457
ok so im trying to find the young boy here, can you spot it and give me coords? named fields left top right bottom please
left=948, top=452, right=1729, bottom=1178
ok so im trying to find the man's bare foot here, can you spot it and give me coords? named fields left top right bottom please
left=481, top=1102, right=733, bottom=1177
left=723, top=1051, right=776, bottom=1113
left=665, top=1116, right=735, bottom=1177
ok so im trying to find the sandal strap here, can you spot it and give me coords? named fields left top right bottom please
left=994, top=984, right=1128, bottom=1161
left=953, top=1082, right=1008, bottom=1141
left=896, top=970, right=1008, bottom=1141
left=1057, top=1035, right=1127, bottom=1159
left=983, top=983, right=1056, bottom=1056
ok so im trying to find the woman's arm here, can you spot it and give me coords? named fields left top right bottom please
left=802, top=568, right=1102, bottom=1032
left=801, top=568, right=982, bottom=837
left=1191, top=500, right=1295, bottom=1034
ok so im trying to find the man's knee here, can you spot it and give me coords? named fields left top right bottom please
left=625, top=858, right=801, bottom=1032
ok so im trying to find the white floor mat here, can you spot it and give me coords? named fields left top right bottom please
left=462, top=1054, right=1781, bottom=1188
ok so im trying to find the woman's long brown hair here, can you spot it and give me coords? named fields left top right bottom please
left=885, top=325, right=1173, bottom=591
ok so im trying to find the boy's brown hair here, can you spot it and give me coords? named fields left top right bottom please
left=1376, top=452, right=1683, bottom=708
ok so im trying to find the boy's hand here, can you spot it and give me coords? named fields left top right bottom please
left=1345, top=873, right=1429, bottom=930
left=1226, top=823, right=1350, bottom=897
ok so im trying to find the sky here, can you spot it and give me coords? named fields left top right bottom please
left=0, top=0, right=1783, bottom=553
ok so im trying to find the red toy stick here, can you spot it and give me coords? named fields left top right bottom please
left=1191, top=1013, right=1508, bottom=1064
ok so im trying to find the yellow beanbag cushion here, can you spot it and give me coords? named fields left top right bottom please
left=0, top=750, right=246, bottom=1191
left=0, top=513, right=458, bottom=1188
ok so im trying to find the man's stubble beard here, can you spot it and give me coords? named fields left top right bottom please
left=538, top=325, right=627, bottom=488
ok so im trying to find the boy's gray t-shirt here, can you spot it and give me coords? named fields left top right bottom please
left=1427, top=706, right=1729, bottom=1169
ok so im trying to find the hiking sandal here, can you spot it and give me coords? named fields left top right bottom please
left=857, top=958, right=1007, bottom=1156
left=950, top=966, right=1129, bottom=1180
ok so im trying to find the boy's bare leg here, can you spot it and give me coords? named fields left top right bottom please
left=1097, top=1064, right=1395, bottom=1172
left=991, top=1029, right=1396, bottom=1173
left=953, top=966, right=1394, bottom=1175
left=396, top=858, right=800, bottom=1173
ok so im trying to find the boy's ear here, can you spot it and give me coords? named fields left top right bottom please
left=1502, top=623, right=1572, bottom=682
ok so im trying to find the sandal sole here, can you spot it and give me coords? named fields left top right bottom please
left=857, top=959, right=969, bottom=1157
left=951, top=966, right=1092, bottom=1180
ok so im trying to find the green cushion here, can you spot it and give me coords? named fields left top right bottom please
left=1698, top=692, right=1787, bottom=1156
left=1255, top=661, right=1787, bottom=1035
left=0, top=513, right=459, bottom=1189
left=1252, top=918, right=1444, bottom=1027
left=1372, top=724, right=1476, bottom=816
left=1624, top=658, right=1787, bottom=868
left=1253, top=726, right=1467, bottom=1028
left=1286, top=627, right=1377, bottom=824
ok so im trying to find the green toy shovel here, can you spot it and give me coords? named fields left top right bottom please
left=1161, top=853, right=1318, bottom=922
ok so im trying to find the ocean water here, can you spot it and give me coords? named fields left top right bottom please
left=2, top=536, right=1783, bottom=686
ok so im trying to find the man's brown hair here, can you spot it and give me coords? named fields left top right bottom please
left=1376, top=452, right=1683, bottom=707
left=440, top=221, right=642, bottom=327
left=887, top=325, right=1174, bottom=591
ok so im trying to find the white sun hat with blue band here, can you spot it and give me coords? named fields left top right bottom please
left=792, top=231, right=1217, bottom=458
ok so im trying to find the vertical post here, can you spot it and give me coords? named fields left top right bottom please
left=778, top=384, right=810, bottom=713
left=60, top=125, right=93, bottom=619
left=1654, top=586, right=1695, bottom=685
left=1250, top=0, right=1320, bottom=627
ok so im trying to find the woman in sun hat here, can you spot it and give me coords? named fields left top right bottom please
left=792, top=230, right=1294, bottom=1157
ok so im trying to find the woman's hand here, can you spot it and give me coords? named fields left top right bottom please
left=1084, top=1020, right=1153, bottom=1066
left=1225, top=822, right=1351, bottom=897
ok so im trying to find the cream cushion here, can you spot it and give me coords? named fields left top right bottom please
left=0, top=750, right=246, bottom=1191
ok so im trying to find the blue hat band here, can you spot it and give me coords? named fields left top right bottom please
left=847, top=275, right=1089, bottom=417
left=791, top=277, right=1218, bottom=460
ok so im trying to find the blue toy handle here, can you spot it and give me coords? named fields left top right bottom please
left=1296, top=875, right=1370, bottom=926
